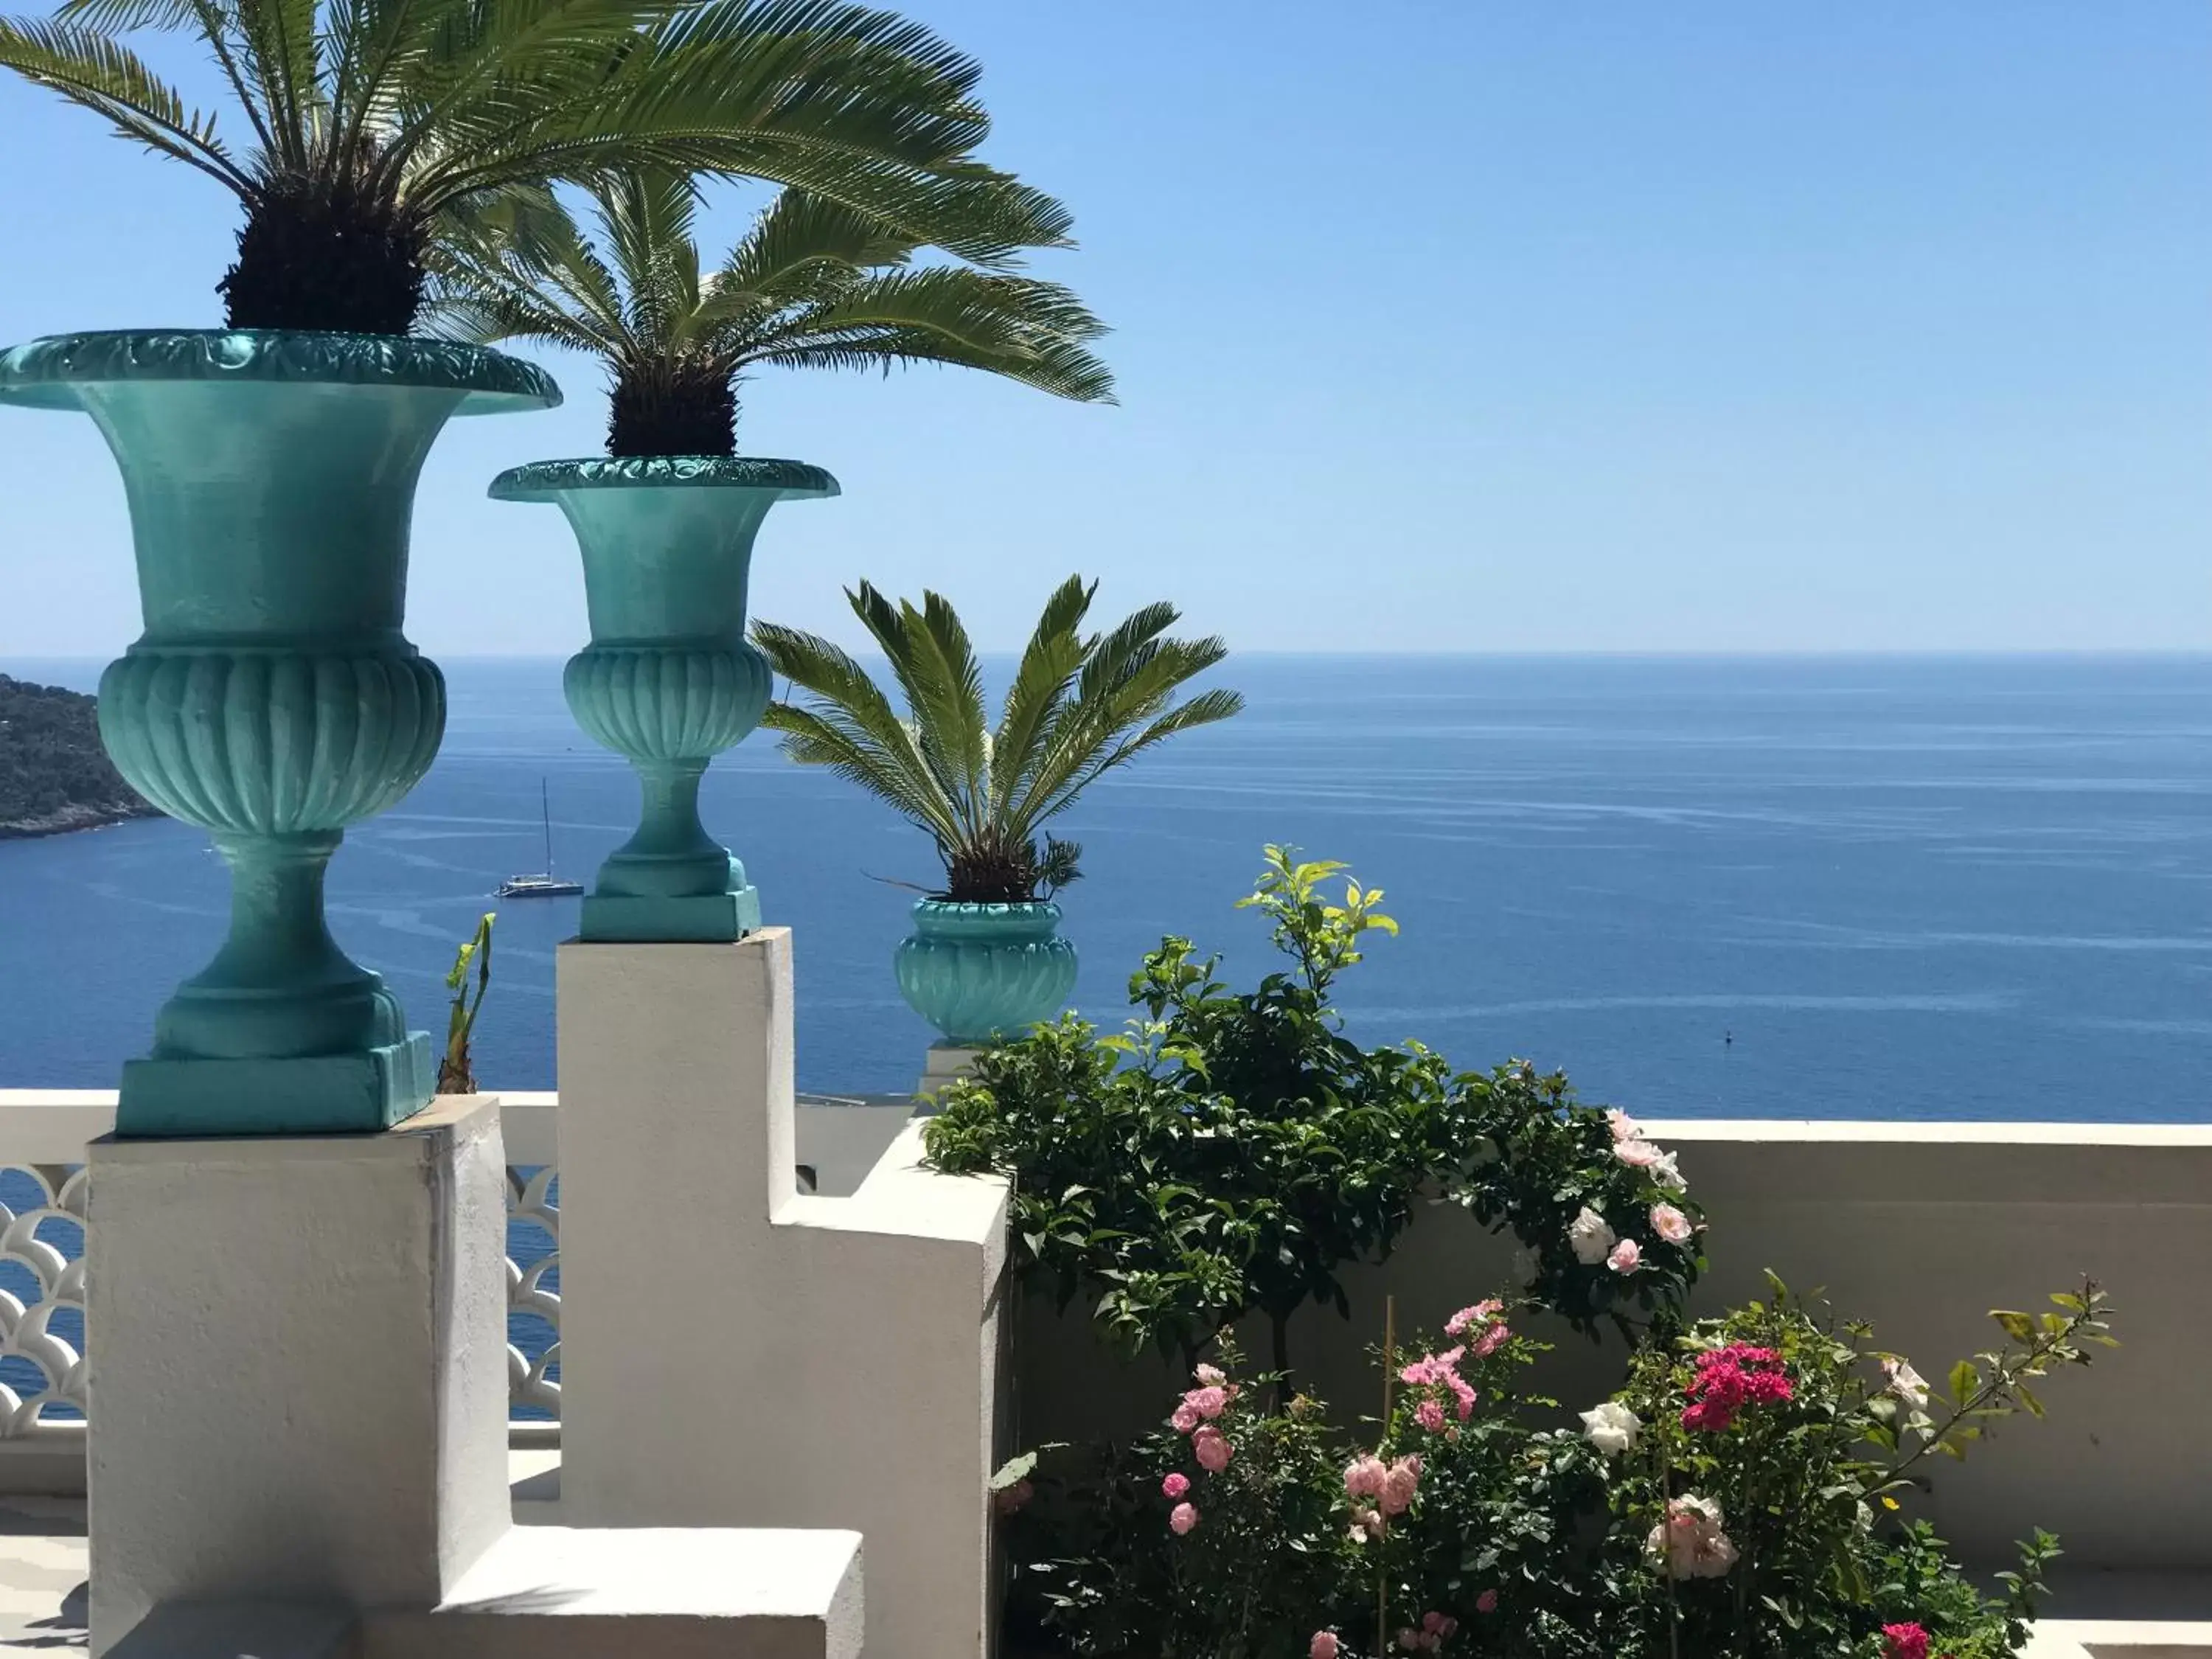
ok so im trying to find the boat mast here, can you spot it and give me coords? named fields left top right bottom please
left=541, top=778, right=554, bottom=876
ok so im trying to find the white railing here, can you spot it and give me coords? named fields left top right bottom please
left=0, top=1088, right=915, bottom=1438
left=0, top=1089, right=569, bottom=1429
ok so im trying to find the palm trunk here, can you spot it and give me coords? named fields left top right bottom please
left=608, top=361, right=739, bottom=458
left=219, top=182, right=427, bottom=335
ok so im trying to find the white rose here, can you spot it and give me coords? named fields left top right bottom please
left=1649, top=1150, right=1687, bottom=1193
left=1579, top=1401, right=1641, bottom=1456
left=1881, top=1357, right=1929, bottom=1411
left=1646, top=1494, right=1736, bottom=1580
left=1567, top=1206, right=1617, bottom=1265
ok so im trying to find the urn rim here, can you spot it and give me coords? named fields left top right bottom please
left=0, top=330, right=561, bottom=414
left=487, top=454, right=841, bottom=502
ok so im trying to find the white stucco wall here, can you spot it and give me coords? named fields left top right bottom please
left=554, top=932, right=1009, bottom=1659
left=1012, top=1119, right=2212, bottom=1571
left=85, top=1095, right=514, bottom=1655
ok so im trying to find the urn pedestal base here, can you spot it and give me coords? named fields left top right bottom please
left=580, top=877, right=762, bottom=944
left=116, top=1032, right=434, bottom=1139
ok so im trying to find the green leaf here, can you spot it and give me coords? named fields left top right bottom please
left=1948, top=1358, right=1980, bottom=1404
left=1992, top=1309, right=2037, bottom=1344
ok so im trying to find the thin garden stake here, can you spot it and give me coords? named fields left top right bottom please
left=1377, top=1293, right=1397, bottom=1658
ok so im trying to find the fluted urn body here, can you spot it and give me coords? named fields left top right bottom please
left=896, top=900, right=1079, bottom=1046
left=0, top=330, right=559, bottom=1135
left=487, top=456, right=838, bottom=941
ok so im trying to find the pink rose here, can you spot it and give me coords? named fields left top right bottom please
left=1650, top=1202, right=1693, bottom=1244
left=1444, top=1298, right=1504, bottom=1337
left=1615, top=1138, right=1663, bottom=1169
left=1380, top=1454, right=1422, bottom=1515
left=1476, top=1590, right=1498, bottom=1614
left=1343, top=1455, right=1388, bottom=1498
left=1193, top=1427, right=1233, bottom=1473
left=1194, top=1363, right=1227, bottom=1388
left=1470, top=1321, right=1511, bottom=1359
left=1446, top=1368, right=1478, bottom=1419
left=992, top=1479, right=1033, bottom=1515
left=1184, top=1385, right=1228, bottom=1420
left=1397, top=1631, right=1420, bottom=1652
left=1169, top=1501, right=1198, bottom=1535
left=1310, top=1636, right=1341, bottom=1659
left=1170, top=1403, right=1200, bottom=1433
left=1881, top=1624, right=1930, bottom=1659
left=1607, top=1238, right=1642, bottom=1273
left=1161, top=1472, right=1189, bottom=1500
left=1422, top=1613, right=1445, bottom=1634
left=1607, top=1107, right=1641, bottom=1143
left=1416, top=1398, right=1447, bottom=1433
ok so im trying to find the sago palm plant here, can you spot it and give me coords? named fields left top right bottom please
left=753, top=576, right=1243, bottom=904
left=428, top=170, right=1112, bottom=456
left=0, top=0, right=1072, bottom=333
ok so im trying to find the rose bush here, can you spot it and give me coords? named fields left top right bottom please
left=956, top=850, right=2117, bottom=1658
left=925, top=847, right=1707, bottom=1377
left=1004, top=1282, right=2109, bottom=1658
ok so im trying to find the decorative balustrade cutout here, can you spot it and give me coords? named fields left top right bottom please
left=0, top=1161, right=561, bottom=1432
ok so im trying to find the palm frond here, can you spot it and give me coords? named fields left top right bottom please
left=990, top=574, right=1093, bottom=816
left=593, top=168, right=700, bottom=350
left=750, top=617, right=960, bottom=844
left=734, top=265, right=1113, bottom=402
left=757, top=581, right=1240, bottom=901
left=1006, top=621, right=1233, bottom=844
left=903, top=588, right=990, bottom=835
left=0, top=17, right=253, bottom=192
left=690, top=188, right=906, bottom=335
left=759, top=701, right=962, bottom=844
left=229, top=0, right=319, bottom=169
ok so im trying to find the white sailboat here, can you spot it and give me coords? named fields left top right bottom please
left=497, top=779, right=583, bottom=899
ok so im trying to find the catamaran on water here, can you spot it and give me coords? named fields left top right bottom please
left=498, top=779, right=582, bottom=899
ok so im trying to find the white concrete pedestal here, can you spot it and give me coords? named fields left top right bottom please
left=88, top=1092, right=871, bottom=1659
left=557, top=931, right=1011, bottom=1659
left=86, top=1096, right=513, bottom=1654
left=915, top=1042, right=981, bottom=1107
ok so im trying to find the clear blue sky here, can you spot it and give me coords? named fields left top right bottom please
left=0, top=1, right=2205, bottom=656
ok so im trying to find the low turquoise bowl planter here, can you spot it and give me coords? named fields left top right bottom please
left=488, top=456, right=838, bottom=942
left=0, top=330, right=560, bottom=1137
left=895, top=900, right=1079, bottom=1046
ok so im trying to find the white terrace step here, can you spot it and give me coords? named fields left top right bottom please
left=366, top=1526, right=863, bottom=1659
left=98, top=1529, right=860, bottom=1659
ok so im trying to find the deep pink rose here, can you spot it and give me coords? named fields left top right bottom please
left=1161, top=1472, right=1189, bottom=1500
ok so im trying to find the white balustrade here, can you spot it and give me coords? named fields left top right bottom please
left=0, top=1089, right=566, bottom=1430
left=0, top=1088, right=911, bottom=1441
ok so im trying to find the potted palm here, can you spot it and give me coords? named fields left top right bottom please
left=0, top=0, right=1071, bottom=1132
left=468, top=173, right=1111, bottom=940
left=752, top=577, right=1242, bottom=1063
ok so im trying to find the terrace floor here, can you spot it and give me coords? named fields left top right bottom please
left=0, top=1470, right=2205, bottom=1658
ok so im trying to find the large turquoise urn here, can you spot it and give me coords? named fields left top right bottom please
left=895, top=900, right=1079, bottom=1046
left=488, top=456, right=837, bottom=941
left=0, top=330, right=559, bottom=1137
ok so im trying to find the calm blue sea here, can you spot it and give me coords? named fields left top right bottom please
left=3, top=653, right=2210, bottom=1122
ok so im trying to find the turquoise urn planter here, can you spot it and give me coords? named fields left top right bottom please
left=0, top=330, right=559, bottom=1137
left=488, top=456, right=838, bottom=941
left=895, top=900, right=1079, bottom=1046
